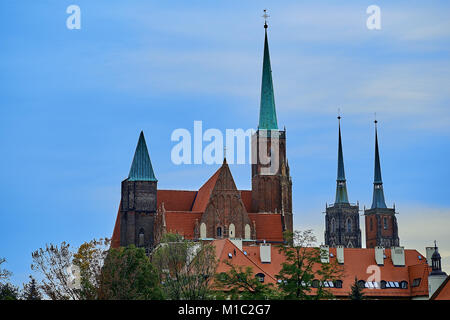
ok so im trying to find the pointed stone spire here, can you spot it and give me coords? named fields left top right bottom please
left=128, top=131, right=157, bottom=181
left=335, top=116, right=349, bottom=204
left=258, top=13, right=278, bottom=130
left=371, top=120, right=387, bottom=209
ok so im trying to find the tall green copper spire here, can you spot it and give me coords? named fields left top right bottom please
left=258, top=13, right=278, bottom=130
left=335, top=116, right=349, bottom=204
left=128, top=131, right=157, bottom=181
left=371, top=120, right=387, bottom=209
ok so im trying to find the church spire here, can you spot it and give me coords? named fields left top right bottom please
left=335, top=116, right=349, bottom=204
left=371, top=120, right=387, bottom=209
left=258, top=10, right=278, bottom=130
left=128, top=131, right=157, bottom=181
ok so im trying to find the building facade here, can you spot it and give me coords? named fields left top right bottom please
left=111, top=21, right=292, bottom=250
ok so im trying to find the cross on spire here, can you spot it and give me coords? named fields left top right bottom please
left=262, top=9, right=269, bottom=28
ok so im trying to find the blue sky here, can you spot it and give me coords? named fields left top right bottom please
left=0, top=0, right=449, bottom=286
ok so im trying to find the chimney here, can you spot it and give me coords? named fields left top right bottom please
left=260, top=243, right=271, bottom=263
left=230, top=239, right=243, bottom=251
left=375, top=246, right=384, bottom=265
left=391, top=246, right=405, bottom=267
left=320, top=245, right=330, bottom=263
left=336, top=245, right=344, bottom=264
left=426, top=247, right=436, bottom=266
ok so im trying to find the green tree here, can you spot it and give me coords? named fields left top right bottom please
left=0, top=258, right=19, bottom=300
left=31, top=239, right=111, bottom=300
left=72, top=238, right=110, bottom=299
left=348, top=277, right=365, bottom=300
left=31, top=242, right=77, bottom=300
left=98, top=245, right=163, bottom=300
left=214, top=260, right=278, bottom=300
left=276, top=230, right=343, bottom=300
left=21, top=276, right=42, bottom=300
left=0, top=257, right=12, bottom=282
left=151, top=233, right=217, bottom=300
left=0, top=283, right=19, bottom=300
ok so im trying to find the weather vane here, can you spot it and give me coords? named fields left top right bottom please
left=262, top=9, right=269, bottom=28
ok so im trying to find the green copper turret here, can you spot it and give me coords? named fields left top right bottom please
left=128, top=131, right=157, bottom=182
left=258, top=22, right=278, bottom=130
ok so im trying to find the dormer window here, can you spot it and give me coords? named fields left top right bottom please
left=217, top=227, right=222, bottom=237
left=255, top=273, right=265, bottom=283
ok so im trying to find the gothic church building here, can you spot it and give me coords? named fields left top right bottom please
left=111, top=21, right=293, bottom=250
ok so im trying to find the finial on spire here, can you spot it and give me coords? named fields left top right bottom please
left=262, top=9, right=269, bottom=28
left=338, top=107, right=341, bottom=120
left=374, top=112, right=378, bottom=125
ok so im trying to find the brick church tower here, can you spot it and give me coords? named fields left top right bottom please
left=324, top=116, right=361, bottom=248
left=251, top=20, right=293, bottom=235
left=364, top=120, right=400, bottom=248
left=119, top=131, right=158, bottom=252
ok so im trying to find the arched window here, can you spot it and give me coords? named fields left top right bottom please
left=370, top=218, right=373, bottom=231
left=255, top=273, right=265, bottom=283
left=244, top=224, right=251, bottom=239
left=229, top=223, right=235, bottom=238
left=400, top=281, right=408, bottom=289
left=334, top=280, right=343, bottom=288
left=346, top=218, right=352, bottom=233
left=357, top=280, right=365, bottom=289
left=138, top=229, right=145, bottom=247
left=217, top=227, right=222, bottom=238
left=331, top=218, right=336, bottom=233
left=381, top=280, right=387, bottom=289
left=383, top=217, right=388, bottom=230
left=200, top=223, right=207, bottom=239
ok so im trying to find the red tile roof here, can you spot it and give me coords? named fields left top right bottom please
left=191, top=168, right=221, bottom=212
left=431, top=275, right=450, bottom=300
left=157, top=190, right=197, bottom=211
left=248, top=213, right=284, bottom=242
left=211, top=239, right=430, bottom=299
left=240, top=190, right=253, bottom=213
left=111, top=204, right=121, bottom=249
left=165, top=211, right=203, bottom=239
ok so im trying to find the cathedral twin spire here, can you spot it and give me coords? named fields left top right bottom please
left=335, top=117, right=349, bottom=204
left=371, top=120, right=387, bottom=209
left=333, top=117, right=389, bottom=209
